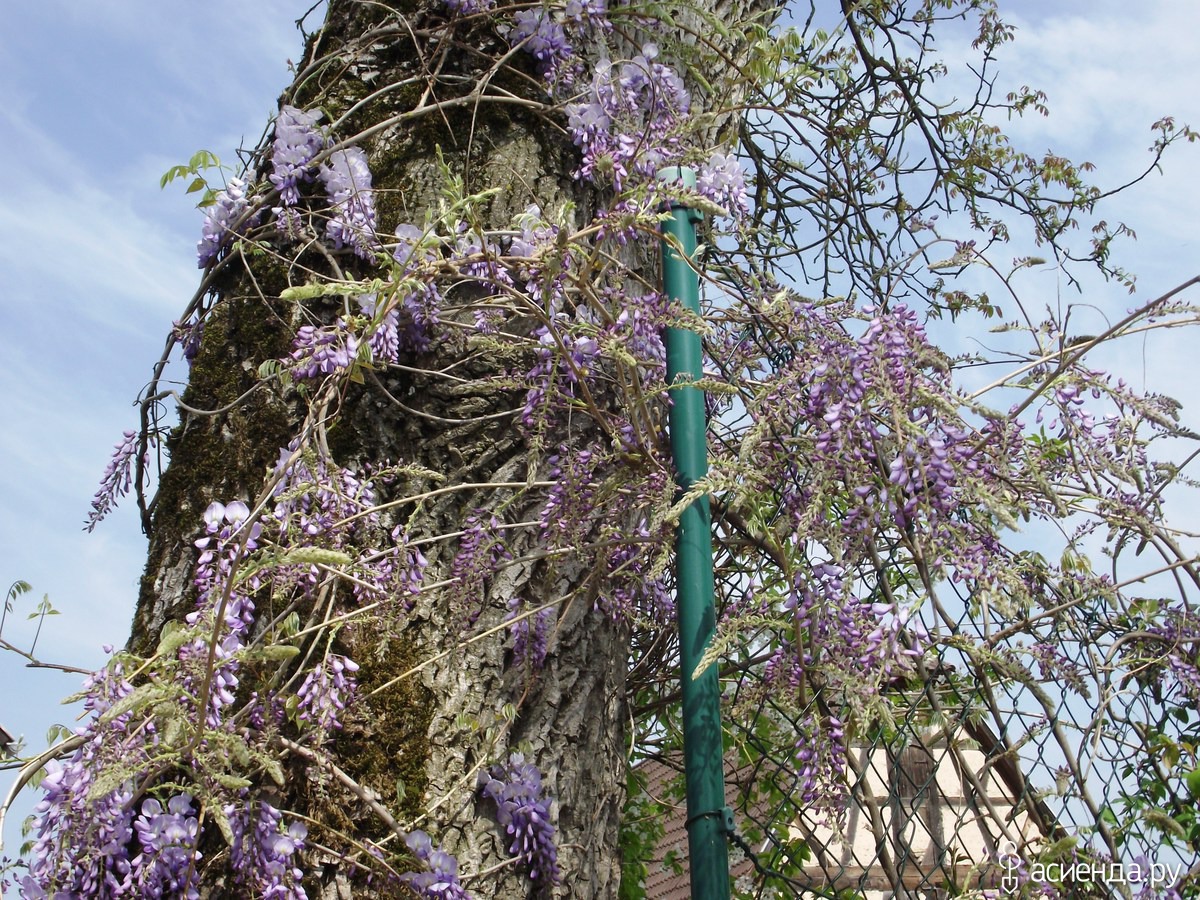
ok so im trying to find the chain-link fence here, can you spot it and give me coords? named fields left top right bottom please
left=628, top=510, right=1195, bottom=899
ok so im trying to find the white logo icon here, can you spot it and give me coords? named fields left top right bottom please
left=997, top=839, right=1021, bottom=894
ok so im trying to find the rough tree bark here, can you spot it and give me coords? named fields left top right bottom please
left=126, top=0, right=764, bottom=896
left=130, top=2, right=627, bottom=897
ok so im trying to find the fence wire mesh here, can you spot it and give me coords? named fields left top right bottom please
left=625, top=420, right=1198, bottom=900
left=632, top=546, right=1197, bottom=899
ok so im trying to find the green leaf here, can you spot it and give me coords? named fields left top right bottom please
left=186, top=177, right=207, bottom=194
left=231, top=739, right=252, bottom=768
left=279, top=612, right=301, bottom=638
left=87, top=766, right=132, bottom=802
left=159, top=165, right=187, bottom=188
left=98, top=682, right=170, bottom=725
left=162, top=715, right=185, bottom=747
left=263, top=756, right=286, bottom=787
left=156, top=620, right=193, bottom=658
left=1185, top=768, right=1200, bottom=798
left=1144, top=808, right=1188, bottom=839
left=279, top=278, right=386, bottom=302
left=189, top=149, right=220, bottom=170
left=259, top=644, right=302, bottom=662
left=45, top=724, right=70, bottom=745
left=211, top=803, right=235, bottom=846
left=278, top=547, right=354, bottom=568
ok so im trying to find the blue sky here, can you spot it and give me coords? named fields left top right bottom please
left=0, top=1, right=315, bottom=856
left=2, top=0, right=1199, bottom=859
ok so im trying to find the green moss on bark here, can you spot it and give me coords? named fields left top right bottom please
left=133, top=295, right=293, bottom=655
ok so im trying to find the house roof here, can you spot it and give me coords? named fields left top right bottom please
left=633, top=756, right=757, bottom=899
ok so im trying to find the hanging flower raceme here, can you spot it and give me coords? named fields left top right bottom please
left=565, top=48, right=691, bottom=190
left=479, top=753, right=561, bottom=886
left=226, top=801, right=308, bottom=900
left=197, top=177, right=257, bottom=267
left=506, top=595, right=554, bottom=670
left=498, top=0, right=607, bottom=82
left=269, top=105, right=326, bottom=208
left=181, top=500, right=260, bottom=728
left=290, top=320, right=362, bottom=381
left=84, top=429, right=148, bottom=532
left=793, top=715, right=848, bottom=823
left=296, top=653, right=361, bottom=734
left=131, top=794, right=203, bottom=899
left=508, top=8, right=573, bottom=77
left=696, top=151, right=749, bottom=216
left=319, top=147, right=380, bottom=258
left=18, top=664, right=170, bottom=898
left=401, top=831, right=473, bottom=899
left=172, top=316, right=204, bottom=365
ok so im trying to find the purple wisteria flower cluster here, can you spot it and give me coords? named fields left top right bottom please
left=1134, top=606, right=1200, bottom=703
left=320, top=147, right=380, bottom=258
left=272, top=444, right=379, bottom=540
left=1028, top=641, right=1091, bottom=698
left=356, top=291, right=400, bottom=362
left=195, top=104, right=382, bottom=266
left=598, top=520, right=675, bottom=621
left=171, top=315, right=205, bottom=364
left=446, top=511, right=511, bottom=624
left=696, top=151, right=749, bottom=216
left=442, top=0, right=493, bottom=15
left=226, top=801, right=308, bottom=899
left=793, top=715, right=847, bottom=821
left=505, top=594, right=554, bottom=670
left=18, top=664, right=182, bottom=898
left=401, top=830, right=473, bottom=899
left=270, top=105, right=326, bottom=207
left=502, top=0, right=607, bottom=82
left=520, top=324, right=599, bottom=432
left=85, top=429, right=148, bottom=531
left=735, top=298, right=1024, bottom=592
left=290, top=321, right=361, bottom=381
left=495, top=0, right=749, bottom=212
left=197, top=177, right=257, bottom=267
left=33, top=447, right=408, bottom=892
left=181, top=500, right=261, bottom=727
left=537, top=445, right=604, bottom=550
left=269, top=104, right=384, bottom=257
left=566, top=46, right=690, bottom=190
left=520, top=288, right=669, bottom=443
left=479, top=752, right=561, bottom=886
left=296, top=653, right=361, bottom=734
left=28, top=492, right=319, bottom=897
left=269, top=442, right=434, bottom=617
left=131, top=794, right=202, bottom=898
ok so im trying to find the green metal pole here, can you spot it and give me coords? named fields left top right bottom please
left=657, top=166, right=731, bottom=900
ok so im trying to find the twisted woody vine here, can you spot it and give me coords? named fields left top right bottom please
left=3, top=0, right=1200, bottom=897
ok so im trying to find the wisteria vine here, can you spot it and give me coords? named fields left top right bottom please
left=8, top=0, right=1200, bottom=898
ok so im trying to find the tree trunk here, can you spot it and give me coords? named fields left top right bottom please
left=125, top=0, right=769, bottom=894
left=132, top=2, right=630, bottom=896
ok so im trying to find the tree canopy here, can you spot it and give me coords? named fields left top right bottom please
left=3, top=0, right=1200, bottom=897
